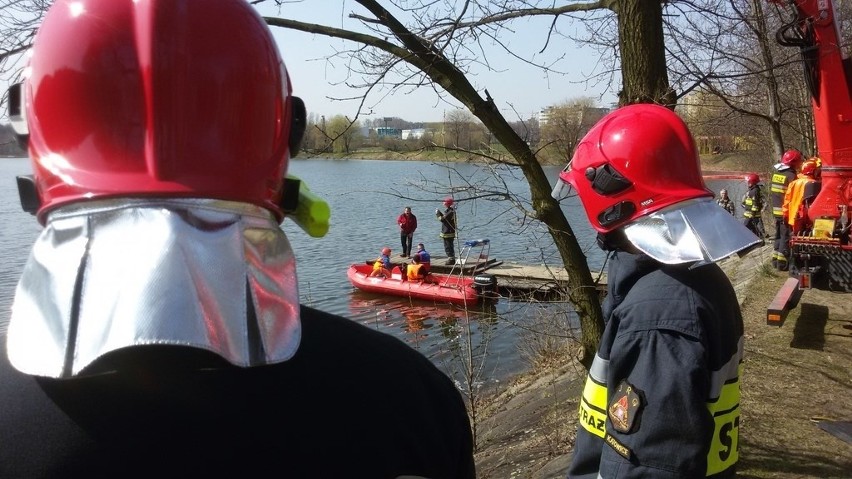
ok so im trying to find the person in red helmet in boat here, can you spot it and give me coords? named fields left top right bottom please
left=552, top=104, right=760, bottom=478
left=436, top=197, right=458, bottom=264
left=371, top=247, right=394, bottom=277
left=0, top=1, right=474, bottom=477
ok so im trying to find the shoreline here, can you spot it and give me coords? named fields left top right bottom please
left=473, top=244, right=852, bottom=478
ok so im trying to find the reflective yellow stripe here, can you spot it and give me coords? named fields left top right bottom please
left=771, top=173, right=788, bottom=185
left=579, top=360, right=742, bottom=476
left=579, top=375, right=607, bottom=438
left=706, top=365, right=742, bottom=475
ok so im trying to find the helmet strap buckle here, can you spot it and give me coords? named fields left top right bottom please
left=597, top=201, right=636, bottom=228
left=586, top=164, right=632, bottom=196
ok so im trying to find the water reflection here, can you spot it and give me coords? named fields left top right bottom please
left=1, top=156, right=746, bottom=385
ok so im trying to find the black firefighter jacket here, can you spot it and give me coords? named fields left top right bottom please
left=568, top=252, right=743, bottom=478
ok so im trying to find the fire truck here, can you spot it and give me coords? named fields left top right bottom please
left=766, top=0, right=852, bottom=324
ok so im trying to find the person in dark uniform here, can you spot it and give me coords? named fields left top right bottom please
left=436, top=197, right=458, bottom=264
left=741, top=173, right=765, bottom=238
left=769, top=149, right=802, bottom=270
left=552, top=104, right=759, bottom=478
left=716, top=188, right=735, bottom=215
left=1, top=1, right=474, bottom=478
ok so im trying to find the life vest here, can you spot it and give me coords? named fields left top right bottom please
left=783, top=177, right=819, bottom=229
left=407, top=263, right=425, bottom=281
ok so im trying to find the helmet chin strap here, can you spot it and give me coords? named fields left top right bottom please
left=595, top=229, right=633, bottom=252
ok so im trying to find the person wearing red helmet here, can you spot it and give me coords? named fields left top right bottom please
left=436, top=197, right=458, bottom=264
left=741, top=173, right=766, bottom=237
left=1, top=1, right=474, bottom=477
left=552, top=104, right=759, bottom=478
left=782, top=158, right=823, bottom=234
left=370, top=247, right=394, bottom=277
left=769, top=149, right=803, bottom=270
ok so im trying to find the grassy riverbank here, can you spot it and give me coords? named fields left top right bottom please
left=473, top=245, right=852, bottom=478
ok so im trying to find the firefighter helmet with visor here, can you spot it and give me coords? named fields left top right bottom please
left=10, top=0, right=305, bottom=224
left=552, top=103, right=760, bottom=264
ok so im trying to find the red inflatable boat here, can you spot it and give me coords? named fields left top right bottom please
left=347, top=263, right=496, bottom=305
left=349, top=239, right=497, bottom=305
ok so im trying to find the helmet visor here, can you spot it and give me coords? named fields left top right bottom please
left=551, top=165, right=575, bottom=201
left=623, top=198, right=761, bottom=264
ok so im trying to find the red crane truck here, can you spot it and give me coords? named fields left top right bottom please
left=767, top=0, right=852, bottom=324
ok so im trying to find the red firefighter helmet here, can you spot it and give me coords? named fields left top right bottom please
left=781, top=149, right=803, bottom=167
left=381, top=247, right=392, bottom=256
left=801, top=159, right=820, bottom=177
left=18, top=0, right=305, bottom=223
left=552, top=104, right=712, bottom=233
left=443, top=197, right=455, bottom=207
left=746, top=173, right=760, bottom=186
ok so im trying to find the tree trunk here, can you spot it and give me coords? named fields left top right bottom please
left=616, top=0, right=676, bottom=107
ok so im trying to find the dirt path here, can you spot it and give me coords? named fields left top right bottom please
left=473, top=245, right=852, bottom=478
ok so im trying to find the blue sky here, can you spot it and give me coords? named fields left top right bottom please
left=256, top=2, right=619, bottom=123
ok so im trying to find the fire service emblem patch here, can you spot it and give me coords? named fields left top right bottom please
left=608, top=380, right=644, bottom=434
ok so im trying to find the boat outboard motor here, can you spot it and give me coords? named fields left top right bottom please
left=473, top=274, right=498, bottom=298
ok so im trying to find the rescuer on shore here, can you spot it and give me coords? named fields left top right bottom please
left=769, top=149, right=803, bottom=270
left=552, top=104, right=759, bottom=478
left=742, top=173, right=765, bottom=238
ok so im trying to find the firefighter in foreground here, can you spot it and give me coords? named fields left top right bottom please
left=742, top=173, right=765, bottom=237
left=552, top=104, right=760, bottom=478
left=1, top=1, right=474, bottom=477
left=769, top=149, right=803, bottom=270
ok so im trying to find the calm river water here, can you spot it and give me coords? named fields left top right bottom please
left=0, top=156, right=740, bottom=386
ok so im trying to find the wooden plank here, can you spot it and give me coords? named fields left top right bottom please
left=766, top=277, right=804, bottom=326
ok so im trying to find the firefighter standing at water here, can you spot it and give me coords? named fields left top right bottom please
left=552, top=104, right=758, bottom=478
left=742, top=173, right=765, bottom=237
left=0, top=1, right=474, bottom=477
left=436, top=197, right=458, bottom=264
left=769, top=149, right=803, bottom=270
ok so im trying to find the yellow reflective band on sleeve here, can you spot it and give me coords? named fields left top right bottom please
left=706, top=365, right=742, bottom=476
left=578, top=375, right=608, bottom=438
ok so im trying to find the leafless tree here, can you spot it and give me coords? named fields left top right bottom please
left=663, top=0, right=819, bottom=162
left=539, top=96, right=605, bottom=161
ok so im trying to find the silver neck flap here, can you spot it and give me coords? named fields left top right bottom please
left=8, top=198, right=301, bottom=378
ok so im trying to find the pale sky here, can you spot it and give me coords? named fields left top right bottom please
left=0, top=1, right=620, bottom=125
left=256, top=2, right=620, bottom=123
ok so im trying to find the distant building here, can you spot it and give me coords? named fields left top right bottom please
left=401, top=128, right=426, bottom=140
left=376, top=127, right=402, bottom=139
left=538, top=105, right=609, bottom=126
